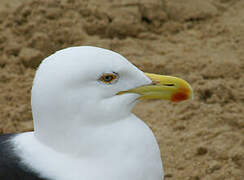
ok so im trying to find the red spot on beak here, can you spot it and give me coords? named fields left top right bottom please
left=171, top=92, right=188, bottom=102
left=171, top=88, right=190, bottom=102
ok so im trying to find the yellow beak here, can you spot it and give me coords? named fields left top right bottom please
left=117, top=73, right=193, bottom=102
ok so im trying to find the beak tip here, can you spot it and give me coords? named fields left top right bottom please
left=171, top=87, right=194, bottom=102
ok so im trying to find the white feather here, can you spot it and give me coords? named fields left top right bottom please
left=12, top=46, right=164, bottom=180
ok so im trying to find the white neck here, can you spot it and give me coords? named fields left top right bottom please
left=34, top=113, right=135, bottom=155
left=13, top=115, right=163, bottom=180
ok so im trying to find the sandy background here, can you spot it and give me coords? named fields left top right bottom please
left=0, top=0, right=243, bottom=179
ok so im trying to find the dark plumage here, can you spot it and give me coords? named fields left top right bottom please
left=0, top=134, right=46, bottom=180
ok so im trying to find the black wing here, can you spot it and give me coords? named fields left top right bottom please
left=0, top=134, right=47, bottom=180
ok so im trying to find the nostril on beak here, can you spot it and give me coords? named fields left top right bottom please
left=163, top=84, right=175, bottom=86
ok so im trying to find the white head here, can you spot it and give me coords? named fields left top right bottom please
left=31, top=46, right=193, bottom=153
left=31, top=46, right=151, bottom=151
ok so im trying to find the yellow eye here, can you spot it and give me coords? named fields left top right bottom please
left=99, top=73, right=118, bottom=84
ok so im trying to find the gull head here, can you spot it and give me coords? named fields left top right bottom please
left=31, top=46, right=193, bottom=151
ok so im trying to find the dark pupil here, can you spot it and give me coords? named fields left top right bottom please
left=104, top=75, right=113, bottom=82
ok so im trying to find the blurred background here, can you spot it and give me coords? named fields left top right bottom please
left=0, top=0, right=243, bottom=179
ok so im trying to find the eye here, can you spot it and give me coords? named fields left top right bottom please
left=99, top=73, right=118, bottom=84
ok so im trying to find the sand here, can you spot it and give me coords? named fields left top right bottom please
left=0, top=0, right=243, bottom=179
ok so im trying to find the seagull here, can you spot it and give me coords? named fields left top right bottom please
left=0, top=46, right=193, bottom=180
